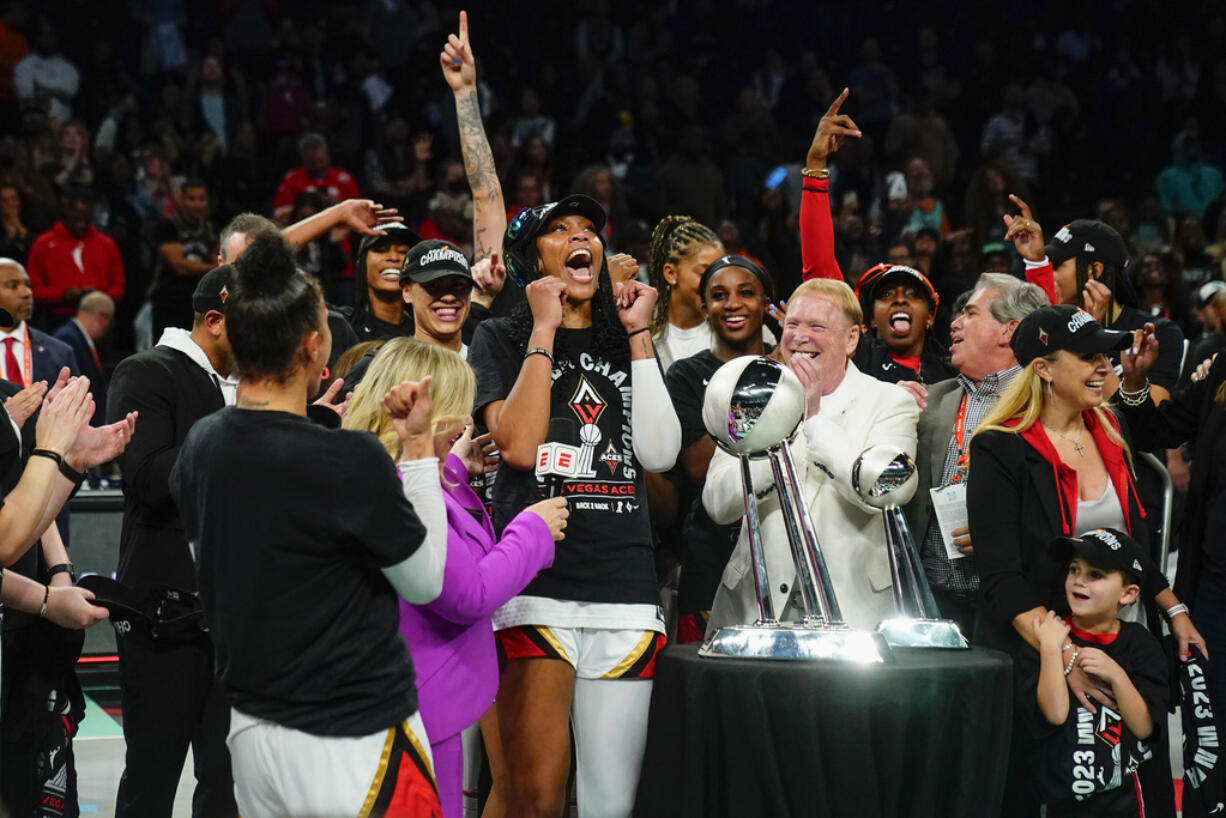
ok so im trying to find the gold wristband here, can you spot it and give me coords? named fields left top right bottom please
left=801, top=167, right=831, bottom=180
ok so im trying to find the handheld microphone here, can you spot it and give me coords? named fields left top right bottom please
left=536, top=418, right=579, bottom=498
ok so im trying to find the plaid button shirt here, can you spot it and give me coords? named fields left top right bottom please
left=920, top=366, right=1021, bottom=594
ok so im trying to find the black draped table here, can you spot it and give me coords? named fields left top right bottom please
left=633, top=643, right=1013, bottom=818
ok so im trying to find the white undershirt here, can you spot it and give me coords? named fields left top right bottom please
left=1075, top=481, right=1126, bottom=535
left=655, top=322, right=778, bottom=373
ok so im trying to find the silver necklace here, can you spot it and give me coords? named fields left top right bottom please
left=1042, top=422, right=1086, bottom=456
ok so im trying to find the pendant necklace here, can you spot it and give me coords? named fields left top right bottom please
left=1043, top=422, right=1086, bottom=457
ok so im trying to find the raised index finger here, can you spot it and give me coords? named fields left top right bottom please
left=1007, top=194, right=1032, bottom=221
left=459, top=9, right=468, bottom=44
left=825, top=87, right=849, bottom=118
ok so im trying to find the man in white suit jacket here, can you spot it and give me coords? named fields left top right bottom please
left=704, top=279, right=919, bottom=633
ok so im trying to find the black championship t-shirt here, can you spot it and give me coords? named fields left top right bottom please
left=170, top=408, right=427, bottom=737
left=470, top=318, right=656, bottom=605
left=665, top=350, right=740, bottom=615
left=1016, top=621, right=1168, bottom=806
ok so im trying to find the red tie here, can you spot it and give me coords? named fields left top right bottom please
left=3, top=337, right=21, bottom=386
left=90, top=345, right=101, bottom=373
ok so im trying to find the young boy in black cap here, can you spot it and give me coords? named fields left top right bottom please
left=1021, top=527, right=1168, bottom=816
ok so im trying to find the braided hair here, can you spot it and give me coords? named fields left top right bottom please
left=647, top=215, right=721, bottom=335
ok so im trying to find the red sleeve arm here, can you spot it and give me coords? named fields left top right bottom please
left=1024, top=259, right=1057, bottom=305
left=800, top=179, right=843, bottom=282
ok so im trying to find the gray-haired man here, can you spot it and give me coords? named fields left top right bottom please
left=903, top=273, right=1047, bottom=635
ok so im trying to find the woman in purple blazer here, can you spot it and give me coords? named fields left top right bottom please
left=344, top=337, right=566, bottom=818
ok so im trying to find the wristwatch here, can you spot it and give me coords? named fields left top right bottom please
left=46, top=562, right=75, bottom=583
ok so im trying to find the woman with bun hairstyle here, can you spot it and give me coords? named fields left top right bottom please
left=344, top=336, right=566, bottom=818
left=170, top=235, right=449, bottom=817
left=468, top=193, right=680, bottom=818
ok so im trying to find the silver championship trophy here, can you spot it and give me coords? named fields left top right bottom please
left=852, top=447, right=969, bottom=649
left=697, top=356, right=888, bottom=663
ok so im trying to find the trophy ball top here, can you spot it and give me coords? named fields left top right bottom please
left=851, top=446, right=918, bottom=509
left=702, top=356, right=805, bottom=456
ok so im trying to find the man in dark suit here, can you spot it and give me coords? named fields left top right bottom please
left=0, top=258, right=80, bottom=552
left=106, top=265, right=238, bottom=818
left=903, top=273, right=1046, bottom=637
left=0, top=258, right=80, bottom=387
left=52, top=291, right=113, bottom=425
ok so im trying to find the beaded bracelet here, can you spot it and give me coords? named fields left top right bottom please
left=1064, top=646, right=1079, bottom=677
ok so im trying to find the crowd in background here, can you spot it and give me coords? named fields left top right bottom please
left=4, top=2, right=1226, bottom=816
left=2, top=0, right=1225, bottom=363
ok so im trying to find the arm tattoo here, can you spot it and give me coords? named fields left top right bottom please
left=456, top=90, right=504, bottom=263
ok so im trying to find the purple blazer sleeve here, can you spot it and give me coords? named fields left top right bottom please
left=425, top=464, right=555, bottom=625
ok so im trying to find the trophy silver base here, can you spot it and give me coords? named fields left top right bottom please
left=698, top=623, right=890, bottom=663
left=876, top=617, right=969, bottom=649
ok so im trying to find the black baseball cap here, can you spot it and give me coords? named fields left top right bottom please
left=1045, top=219, right=1129, bottom=270
left=399, top=239, right=473, bottom=285
left=192, top=264, right=234, bottom=314
left=504, top=194, right=609, bottom=285
left=1010, top=304, right=1131, bottom=366
left=854, top=263, right=939, bottom=311
left=357, top=221, right=422, bottom=258
left=77, top=575, right=208, bottom=650
left=508, top=194, right=607, bottom=244
left=1049, top=528, right=1148, bottom=585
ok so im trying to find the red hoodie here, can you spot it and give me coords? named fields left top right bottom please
left=27, top=222, right=126, bottom=314
left=1012, top=410, right=1144, bottom=536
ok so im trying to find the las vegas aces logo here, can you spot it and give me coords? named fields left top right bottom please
left=569, top=375, right=626, bottom=478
